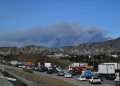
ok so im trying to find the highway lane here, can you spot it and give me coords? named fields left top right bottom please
left=1, top=64, right=115, bottom=86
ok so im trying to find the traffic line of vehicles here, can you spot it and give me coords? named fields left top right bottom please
left=2, top=60, right=120, bottom=85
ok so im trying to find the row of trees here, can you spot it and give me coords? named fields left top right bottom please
left=60, top=54, right=120, bottom=69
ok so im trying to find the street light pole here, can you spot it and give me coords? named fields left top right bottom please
left=89, top=55, right=94, bottom=70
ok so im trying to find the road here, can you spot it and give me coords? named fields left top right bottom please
left=0, top=64, right=115, bottom=86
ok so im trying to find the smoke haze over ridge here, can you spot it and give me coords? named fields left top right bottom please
left=0, top=21, right=111, bottom=48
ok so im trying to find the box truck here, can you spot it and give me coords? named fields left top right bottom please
left=26, top=62, right=33, bottom=66
left=44, top=63, right=54, bottom=68
left=71, top=63, right=88, bottom=67
left=98, top=64, right=115, bottom=76
left=82, top=70, right=91, bottom=78
left=11, top=61, right=18, bottom=66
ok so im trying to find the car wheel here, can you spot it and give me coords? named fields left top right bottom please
left=89, top=80, right=90, bottom=83
left=92, top=81, right=94, bottom=84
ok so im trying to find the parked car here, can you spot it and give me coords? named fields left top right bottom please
left=94, top=75, right=102, bottom=81
left=64, top=73, right=72, bottom=78
left=89, top=76, right=101, bottom=84
left=69, top=70, right=76, bottom=75
left=57, top=71, right=65, bottom=76
left=106, top=74, right=115, bottom=80
left=77, top=75, right=86, bottom=81
left=47, top=69, right=53, bottom=74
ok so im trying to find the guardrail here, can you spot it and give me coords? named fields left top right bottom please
left=0, top=76, right=16, bottom=81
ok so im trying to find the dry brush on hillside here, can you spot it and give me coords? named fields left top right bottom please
left=14, top=53, right=73, bottom=67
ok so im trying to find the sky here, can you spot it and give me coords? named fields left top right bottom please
left=0, top=0, right=120, bottom=48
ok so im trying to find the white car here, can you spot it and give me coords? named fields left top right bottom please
left=22, top=65, right=26, bottom=68
left=27, top=66, right=32, bottom=69
left=64, top=73, right=72, bottom=78
left=18, top=65, right=26, bottom=68
left=89, top=76, right=101, bottom=84
left=77, top=75, right=87, bottom=81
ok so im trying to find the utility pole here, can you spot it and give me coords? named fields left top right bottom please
left=93, top=56, right=94, bottom=70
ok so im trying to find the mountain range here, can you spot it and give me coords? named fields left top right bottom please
left=0, top=37, right=120, bottom=56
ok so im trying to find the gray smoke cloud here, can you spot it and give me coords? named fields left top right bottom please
left=0, top=21, right=110, bottom=48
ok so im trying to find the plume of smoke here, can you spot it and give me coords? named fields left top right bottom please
left=0, top=21, right=110, bottom=48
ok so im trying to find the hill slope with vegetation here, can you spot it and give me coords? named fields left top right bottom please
left=14, top=53, right=73, bottom=68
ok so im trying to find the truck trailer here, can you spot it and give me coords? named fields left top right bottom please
left=26, top=62, right=34, bottom=66
left=11, top=61, right=18, bottom=66
left=44, top=63, right=54, bottom=68
left=102, top=62, right=120, bottom=72
left=98, top=64, right=115, bottom=76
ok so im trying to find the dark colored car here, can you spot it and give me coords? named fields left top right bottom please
left=47, top=69, right=53, bottom=74
left=94, top=75, right=102, bottom=81
left=57, top=71, right=65, bottom=76
left=53, top=69, right=58, bottom=73
left=68, top=70, right=76, bottom=75
left=106, top=74, right=115, bottom=80
left=40, top=68, right=44, bottom=72
left=43, top=67, right=48, bottom=71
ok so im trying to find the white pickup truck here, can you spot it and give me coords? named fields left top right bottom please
left=89, top=76, right=101, bottom=84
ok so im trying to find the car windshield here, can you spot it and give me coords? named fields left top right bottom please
left=67, top=73, right=71, bottom=75
left=93, top=77, right=98, bottom=79
left=81, top=76, right=85, bottom=78
left=60, top=71, right=64, bottom=73
left=49, top=70, right=53, bottom=71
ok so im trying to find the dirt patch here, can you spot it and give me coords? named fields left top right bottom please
left=5, top=66, right=73, bottom=86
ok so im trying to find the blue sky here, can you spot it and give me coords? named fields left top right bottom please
left=0, top=0, right=120, bottom=48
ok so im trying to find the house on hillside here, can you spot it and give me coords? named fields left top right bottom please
left=47, top=53, right=70, bottom=58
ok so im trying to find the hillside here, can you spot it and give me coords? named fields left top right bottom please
left=0, top=37, right=120, bottom=55
left=14, top=53, right=73, bottom=67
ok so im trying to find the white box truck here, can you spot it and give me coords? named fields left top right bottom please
left=44, top=63, right=54, bottom=68
left=71, top=63, right=88, bottom=67
left=98, top=64, right=115, bottom=75
left=71, top=63, right=80, bottom=67
left=102, top=63, right=120, bottom=71
left=11, top=61, right=18, bottom=66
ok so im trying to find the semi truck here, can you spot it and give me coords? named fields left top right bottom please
left=71, top=63, right=88, bottom=67
left=98, top=64, right=115, bottom=76
left=68, top=66, right=86, bottom=74
left=102, top=62, right=120, bottom=72
left=26, top=62, right=34, bottom=66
